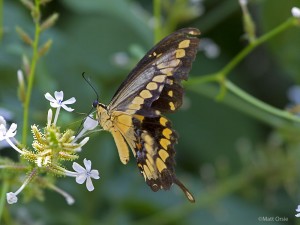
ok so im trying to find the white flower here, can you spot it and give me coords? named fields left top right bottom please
left=45, top=91, right=76, bottom=124
left=73, top=115, right=98, bottom=143
left=296, top=205, right=300, bottom=217
left=0, top=123, right=17, bottom=141
left=45, top=91, right=76, bottom=112
left=292, top=7, right=300, bottom=18
left=0, top=120, right=23, bottom=154
left=6, top=192, right=18, bottom=204
left=6, top=169, right=36, bottom=204
left=72, top=159, right=100, bottom=191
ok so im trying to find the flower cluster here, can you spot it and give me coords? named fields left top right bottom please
left=0, top=89, right=99, bottom=205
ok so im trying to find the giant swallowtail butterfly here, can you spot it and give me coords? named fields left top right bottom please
left=93, top=28, right=200, bottom=202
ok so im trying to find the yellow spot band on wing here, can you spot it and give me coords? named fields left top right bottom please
left=178, top=40, right=190, bottom=48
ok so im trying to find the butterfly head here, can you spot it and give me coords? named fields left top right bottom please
left=92, top=100, right=99, bottom=108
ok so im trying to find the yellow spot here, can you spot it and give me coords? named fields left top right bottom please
left=146, top=82, right=158, bottom=90
left=134, top=115, right=144, bottom=122
left=159, top=149, right=169, bottom=162
left=169, top=102, right=175, bottom=111
left=160, top=68, right=173, bottom=76
left=140, top=90, right=152, bottom=99
left=176, top=49, right=185, bottom=58
left=152, top=75, right=165, bottom=83
left=132, top=96, right=144, bottom=105
left=159, top=117, right=168, bottom=126
left=178, top=40, right=190, bottom=48
left=168, top=90, right=173, bottom=97
left=156, top=53, right=162, bottom=58
left=162, top=128, right=172, bottom=139
left=153, top=52, right=157, bottom=56
left=155, top=110, right=161, bottom=115
left=188, top=29, right=200, bottom=35
left=128, top=104, right=141, bottom=110
left=143, top=165, right=152, bottom=178
left=160, top=138, right=171, bottom=150
left=156, top=158, right=167, bottom=172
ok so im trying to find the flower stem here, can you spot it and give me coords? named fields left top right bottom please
left=53, top=107, right=61, bottom=125
left=22, top=0, right=41, bottom=145
left=225, top=80, right=300, bottom=124
left=0, top=180, right=9, bottom=222
left=220, top=17, right=297, bottom=77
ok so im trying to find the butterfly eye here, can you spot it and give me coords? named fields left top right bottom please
left=92, top=100, right=99, bottom=108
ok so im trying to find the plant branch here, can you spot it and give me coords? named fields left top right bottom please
left=22, top=0, right=41, bottom=145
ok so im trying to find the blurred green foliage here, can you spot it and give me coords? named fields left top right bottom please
left=1, top=0, right=300, bottom=224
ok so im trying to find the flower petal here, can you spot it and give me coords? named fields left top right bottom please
left=296, top=205, right=300, bottom=212
left=0, top=124, right=6, bottom=136
left=90, top=169, right=100, bottom=179
left=84, top=116, right=98, bottom=130
left=83, top=159, right=92, bottom=171
left=75, top=173, right=87, bottom=184
left=72, top=162, right=86, bottom=173
left=6, top=123, right=17, bottom=138
left=45, top=92, right=56, bottom=102
left=54, top=91, right=64, bottom=101
left=0, top=116, right=6, bottom=127
left=296, top=213, right=300, bottom=217
left=86, top=177, right=95, bottom=191
left=61, top=104, right=74, bottom=112
left=63, top=97, right=76, bottom=105
left=50, top=101, right=60, bottom=108
left=79, top=137, right=89, bottom=146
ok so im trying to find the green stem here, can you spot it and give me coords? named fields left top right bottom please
left=22, top=0, right=41, bottom=145
left=186, top=17, right=300, bottom=126
left=0, top=180, right=9, bottom=223
left=225, top=80, right=300, bottom=124
left=153, top=0, right=161, bottom=43
left=220, top=17, right=297, bottom=78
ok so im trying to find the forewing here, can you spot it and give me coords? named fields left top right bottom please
left=108, top=28, right=200, bottom=117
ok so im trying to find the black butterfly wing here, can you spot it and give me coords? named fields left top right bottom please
left=108, top=28, right=200, bottom=116
left=107, top=28, right=200, bottom=202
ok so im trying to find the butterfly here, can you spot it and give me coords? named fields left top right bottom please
left=93, top=28, right=200, bottom=202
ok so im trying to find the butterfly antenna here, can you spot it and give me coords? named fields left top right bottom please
left=82, top=72, right=99, bottom=102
